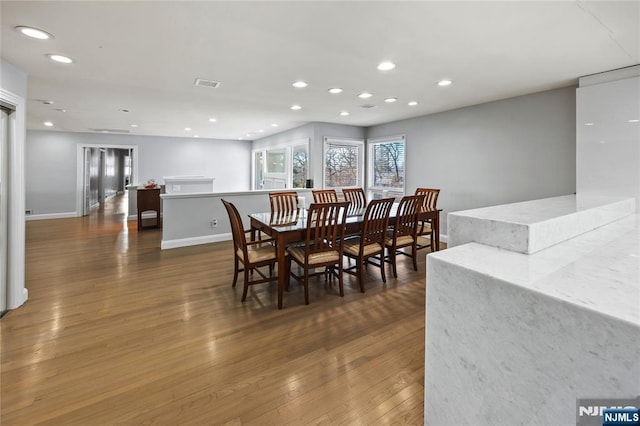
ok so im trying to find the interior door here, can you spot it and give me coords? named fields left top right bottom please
left=0, top=106, right=10, bottom=314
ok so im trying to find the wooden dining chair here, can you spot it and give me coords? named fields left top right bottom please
left=343, top=197, right=394, bottom=292
left=415, top=188, right=440, bottom=251
left=312, top=189, right=338, bottom=203
left=286, top=201, right=349, bottom=305
left=269, top=191, right=299, bottom=215
left=222, top=199, right=279, bottom=302
left=342, top=187, right=367, bottom=210
left=384, top=194, right=424, bottom=278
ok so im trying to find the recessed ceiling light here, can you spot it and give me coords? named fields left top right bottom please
left=246, top=133, right=252, bottom=137
left=377, top=61, right=396, bottom=71
left=628, top=119, right=639, bottom=123
left=437, top=79, right=453, bottom=87
left=194, top=135, right=199, bottom=138
left=119, top=108, right=130, bottom=113
left=16, top=26, right=53, bottom=40
left=184, top=127, right=191, bottom=131
left=328, top=88, right=343, bottom=94
left=130, top=124, right=138, bottom=127
left=47, top=54, right=73, bottom=64
left=340, top=111, right=350, bottom=116
left=358, top=92, right=373, bottom=99
left=43, top=121, right=53, bottom=127
left=238, top=137, right=244, bottom=140
left=408, top=101, right=418, bottom=106
left=384, top=97, right=398, bottom=103
left=55, top=108, right=66, bottom=113
left=41, top=100, right=54, bottom=105
left=271, top=123, right=278, bottom=127
left=584, top=122, right=595, bottom=126
left=258, top=129, right=265, bottom=133
left=290, top=105, right=302, bottom=110
left=208, top=118, right=217, bottom=123
left=292, top=81, right=308, bottom=88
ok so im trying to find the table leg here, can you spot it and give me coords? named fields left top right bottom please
left=277, top=234, right=286, bottom=309
left=434, top=212, right=440, bottom=251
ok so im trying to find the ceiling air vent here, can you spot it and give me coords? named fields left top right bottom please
left=360, top=104, right=377, bottom=109
left=89, top=128, right=130, bottom=134
left=194, top=78, right=221, bottom=89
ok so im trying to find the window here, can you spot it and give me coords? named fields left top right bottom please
left=368, top=135, right=406, bottom=200
left=252, top=139, right=309, bottom=190
left=323, top=138, right=364, bottom=189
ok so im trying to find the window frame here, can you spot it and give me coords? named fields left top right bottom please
left=251, top=138, right=309, bottom=190
left=322, top=137, right=365, bottom=190
left=367, top=134, right=406, bottom=198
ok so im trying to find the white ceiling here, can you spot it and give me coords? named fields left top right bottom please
left=1, top=1, right=638, bottom=141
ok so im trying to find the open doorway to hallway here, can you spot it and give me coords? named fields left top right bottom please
left=78, top=145, right=138, bottom=217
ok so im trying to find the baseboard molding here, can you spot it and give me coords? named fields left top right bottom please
left=440, top=233, right=448, bottom=244
left=161, top=233, right=232, bottom=250
left=25, top=212, right=78, bottom=221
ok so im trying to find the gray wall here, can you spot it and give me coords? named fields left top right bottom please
left=252, top=122, right=366, bottom=188
left=367, top=86, right=577, bottom=234
left=0, top=58, right=27, bottom=98
left=26, top=130, right=252, bottom=215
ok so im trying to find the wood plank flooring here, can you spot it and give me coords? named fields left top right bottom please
left=1, top=194, right=437, bottom=425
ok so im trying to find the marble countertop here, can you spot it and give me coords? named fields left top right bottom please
left=449, top=194, right=633, bottom=225
left=429, top=213, right=640, bottom=325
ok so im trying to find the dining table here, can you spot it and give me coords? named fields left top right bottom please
left=249, top=204, right=441, bottom=309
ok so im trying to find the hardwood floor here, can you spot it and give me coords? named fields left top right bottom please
left=1, top=195, right=437, bottom=424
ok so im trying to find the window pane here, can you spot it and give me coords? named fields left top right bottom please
left=254, top=151, right=263, bottom=189
left=370, top=140, right=405, bottom=200
left=292, top=145, right=308, bottom=188
left=325, top=143, right=360, bottom=188
left=267, top=150, right=286, bottom=173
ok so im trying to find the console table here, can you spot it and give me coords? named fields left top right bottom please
left=137, top=188, right=161, bottom=230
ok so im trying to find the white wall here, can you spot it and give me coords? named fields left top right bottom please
left=26, top=130, right=252, bottom=216
left=367, top=87, right=577, bottom=234
left=577, top=69, right=640, bottom=210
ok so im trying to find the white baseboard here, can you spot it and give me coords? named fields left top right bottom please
left=25, top=212, right=78, bottom=221
left=440, top=233, right=448, bottom=244
left=161, top=233, right=232, bottom=250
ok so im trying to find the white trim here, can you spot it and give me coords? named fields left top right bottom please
left=440, top=233, right=448, bottom=244
left=76, top=143, right=139, bottom=217
left=0, top=88, right=27, bottom=310
left=161, top=233, right=231, bottom=250
left=26, top=212, right=78, bottom=221
left=367, top=134, right=406, bottom=144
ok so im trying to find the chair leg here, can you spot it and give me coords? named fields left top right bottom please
left=412, top=244, right=418, bottom=271
left=338, top=262, right=344, bottom=297
left=379, top=253, right=387, bottom=283
left=303, top=268, right=310, bottom=305
left=390, top=247, right=398, bottom=278
left=285, top=258, right=292, bottom=291
left=357, top=258, right=365, bottom=293
left=242, top=268, right=250, bottom=302
left=232, top=257, right=239, bottom=287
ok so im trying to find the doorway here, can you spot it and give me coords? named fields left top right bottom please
left=78, top=145, right=137, bottom=217
left=1, top=104, right=12, bottom=315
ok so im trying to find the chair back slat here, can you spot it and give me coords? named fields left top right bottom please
left=312, top=189, right=338, bottom=203
left=269, top=191, right=299, bottom=215
left=305, top=202, right=349, bottom=258
left=342, top=187, right=367, bottom=209
left=415, top=188, right=440, bottom=211
left=362, top=198, right=394, bottom=246
left=393, top=195, right=424, bottom=238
